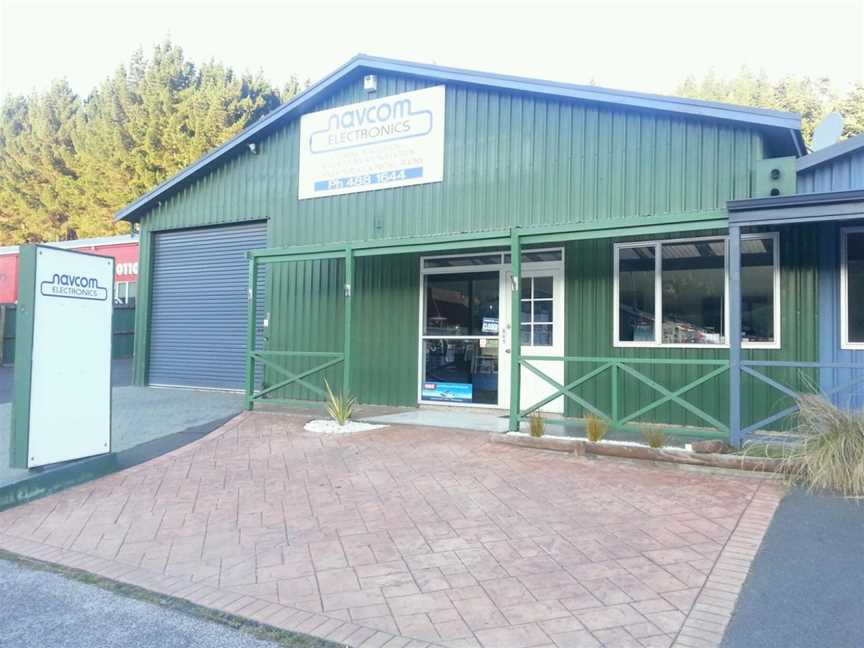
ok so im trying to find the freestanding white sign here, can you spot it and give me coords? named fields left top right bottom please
left=26, top=247, right=113, bottom=467
left=298, top=85, right=446, bottom=200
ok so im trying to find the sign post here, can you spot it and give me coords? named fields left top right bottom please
left=10, top=246, right=113, bottom=468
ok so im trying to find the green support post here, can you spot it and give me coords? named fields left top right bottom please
left=508, top=229, right=522, bottom=432
left=244, top=256, right=257, bottom=410
left=343, top=246, right=354, bottom=395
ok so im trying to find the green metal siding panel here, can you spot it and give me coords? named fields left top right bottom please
left=262, top=253, right=419, bottom=406
left=132, top=227, right=152, bottom=384
left=142, top=72, right=768, bottom=246
left=351, top=254, right=420, bottom=406
left=562, top=225, right=819, bottom=430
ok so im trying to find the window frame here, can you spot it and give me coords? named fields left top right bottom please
left=613, top=232, right=780, bottom=350
left=841, top=226, right=864, bottom=350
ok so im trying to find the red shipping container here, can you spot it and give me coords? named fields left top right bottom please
left=0, top=254, right=19, bottom=304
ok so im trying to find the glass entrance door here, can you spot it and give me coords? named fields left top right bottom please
left=419, top=249, right=564, bottom=409
left=421, top=271, right=501, bottom=406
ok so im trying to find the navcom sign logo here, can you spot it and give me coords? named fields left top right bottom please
left=40, top=273, right=109, bottom=301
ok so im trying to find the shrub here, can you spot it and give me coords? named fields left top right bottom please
left=585, top=415, right=608, bottom=442
left=529, top=412, right=545, bottom=438
left=324, top=379, right=356, bottom=425
left=641, top=426, right=667, bottom=449
left=782, top=395, right=864, bottom=497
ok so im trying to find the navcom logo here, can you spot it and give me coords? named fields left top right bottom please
left=308, top=94, right=434, bottom=154
left=40, top=273, right=108, bottom=301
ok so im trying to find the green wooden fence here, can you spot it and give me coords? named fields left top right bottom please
left=519, top=355, right=731, bottom=438
left=0, top=304, right=135, bottom=365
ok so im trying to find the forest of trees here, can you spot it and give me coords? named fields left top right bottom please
left=1, top=44, right=862, bottom=246
left=675, top=68, right=864, bottom=146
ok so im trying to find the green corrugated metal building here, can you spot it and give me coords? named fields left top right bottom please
left=117, top=55, right=830, bottom=443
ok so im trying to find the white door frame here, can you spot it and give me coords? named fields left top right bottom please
left=500, top=266, right=566, bottom=413
left=417, top=248, right=565, bottom=409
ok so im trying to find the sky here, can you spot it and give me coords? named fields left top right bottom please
left=0, top=0, right=863, bottom=99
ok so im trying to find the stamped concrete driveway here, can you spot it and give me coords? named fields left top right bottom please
left=0, top=412, right=782, bottom=648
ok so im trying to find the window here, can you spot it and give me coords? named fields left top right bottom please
left=741, top=236, right=778, bottom=345
left=422, top=271, right=500, bottom=405
left=661, top=239, right=726, bottom=345
left=617, top=246, right=657, bottom=343
left=423, top=253, right=501, bottom=269
left=614, top=234, right=779, bottom=348
left=425, top=272, right=499, bottom=336
left=842, top=228, right=864, bottom=349
left=114, top=280, right=137, bottom=306
left=520, top=276, right=555, bottom=346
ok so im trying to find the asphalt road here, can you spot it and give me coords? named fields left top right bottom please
left=722, top=487, right=864, bottom=647
left=0, top=557, right=335, bottom=648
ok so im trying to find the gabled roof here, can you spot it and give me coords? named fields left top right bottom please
left=116, top=54, right=805, bottom=223
left=797, top=132, right=864, bottom=172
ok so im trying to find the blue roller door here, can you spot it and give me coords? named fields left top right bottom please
left=149, top=222, right=266, bottom=389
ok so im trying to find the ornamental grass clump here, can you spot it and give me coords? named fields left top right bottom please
left=324, top=379, right=356, bottom=426
left=585, top=415, right=608, bottom=443
left=641, top=426, right=668, bottom=449
left=782, top=395, right=864, bottom=497
left=529, top=412, right=545, bottom=438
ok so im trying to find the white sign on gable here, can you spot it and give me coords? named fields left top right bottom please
left=298, top=85, right=445, bottom=199
left=27, top=247, right=113, bottom=467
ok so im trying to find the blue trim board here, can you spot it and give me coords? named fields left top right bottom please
left=115, top=54, right=804, bottom=224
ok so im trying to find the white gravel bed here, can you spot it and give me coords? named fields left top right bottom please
left=303, top=419, right=386, bottom=434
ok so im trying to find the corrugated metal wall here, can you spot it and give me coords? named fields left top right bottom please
left=798, top=151, right=864, bottom=409
left=564, top=225, right=820, bottom=429
left=819, top=220, right=864, bottom=409
left=262, top=254, right=419, bottom=405
left=798, top=149, right=864, bottom=193
left=140, top=72, right=769, bottom=246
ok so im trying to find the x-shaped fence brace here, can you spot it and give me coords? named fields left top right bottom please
left=740, top=361, right=864, bottom=437
left=519, top=357, right=730, bottom=433
left=249, top=350, right=344, bottom=402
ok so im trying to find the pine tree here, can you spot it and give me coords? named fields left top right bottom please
left=836, top=82, right=864, bottom=140
left=0, top=39, right=292, bottom=245
left=674, top=67, right=862, bottom=149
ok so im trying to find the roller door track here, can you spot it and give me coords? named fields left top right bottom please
left=149, top=222, right=266, bottom=389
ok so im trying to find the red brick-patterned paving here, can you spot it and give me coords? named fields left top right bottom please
left=0, top=412, right=784, bottom=648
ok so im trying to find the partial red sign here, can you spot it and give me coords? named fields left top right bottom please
left=87, top=243, right=139, bottom=283
left=0, top=240, right=138, bottom=303
left=0, top=254, right=18, bottom=304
